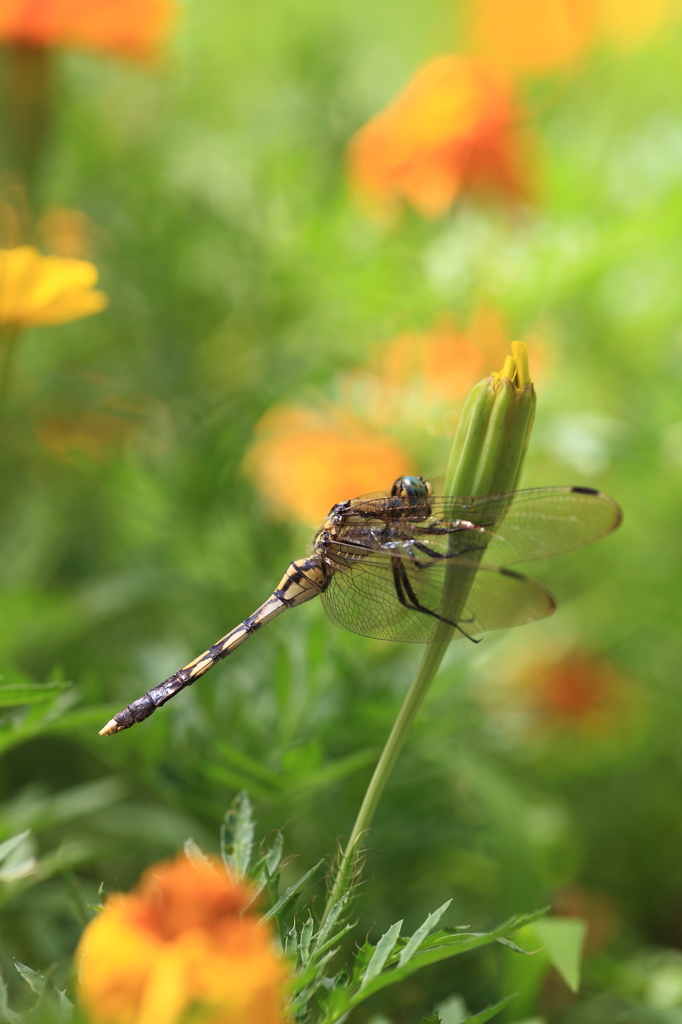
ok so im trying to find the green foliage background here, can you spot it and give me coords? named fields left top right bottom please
left=1, top=0, right=682, bottom=1020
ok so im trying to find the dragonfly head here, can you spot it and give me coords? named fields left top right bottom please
left=390, top=476, right=433, bottom=502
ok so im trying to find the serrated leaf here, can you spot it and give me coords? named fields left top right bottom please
left=399, top=900, right=452, bottom=967
left=265, top=832, right=284, bottom=876
left=183, top=838, right=211, bottom=865
left=14, top=960, right=46, bottom=996
left=360, top=920, right=403, bottom=990
left=313, top=894, right=348, bottom=956
left=262, top=861, right=322, bottom=923
left=221, top=792, right=255, bottom=878
left=316, top=908, right=548, bottom=1024
left=55, top=987, right=73, bottom=1017
left=300, top=917, right=314, bottom=965
left=535, top=918, right=587, bottom=993
left=285, top=921, right=298, bottom=958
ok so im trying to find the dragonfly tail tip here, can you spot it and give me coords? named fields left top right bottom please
left=98, top=718, right=120, bottom=737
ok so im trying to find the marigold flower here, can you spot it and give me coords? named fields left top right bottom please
left=0, top=0, right=176, bottom=59
left=347, top=55, right=532, bottom=220
left=245, top=406, right=412, bottom=524
left=0, top=246, right=107, bottom=327
left=468, top=0, right=596, bottom=74
left=468, top=0, right=678, bottom=74
left=76, top=854, right=287, bottom=1024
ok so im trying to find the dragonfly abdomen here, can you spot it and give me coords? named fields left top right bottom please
left=99, top=557, right=327, bottom=735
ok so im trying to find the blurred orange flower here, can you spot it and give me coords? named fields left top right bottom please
left=468, top=0, right=678, bottom=74
left=468, top=0, right=596, bottom=74
left=348, top=55, right=532, bottom=220
left=597, top=0, right=679, bottom=50
left=77, top=854, right=287, bottom=1024
left=38, top=207, right=95, bottom=260
left=0, top=246, right=107, bottom=327
left=36, top=406, right=138, bottom=464
left=369, top=311, right=511, bottom=408
left=341, top=310, right=538, bottom=437
left=245, top=406, right=412, bottom=524
left=0, top=0, right=176, bottom=59
left=528, top=652, right=624, bottom=730
left=501, top=650, right=632, bottom=737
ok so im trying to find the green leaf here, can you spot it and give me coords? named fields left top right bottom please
left=285, top=921, right=298, bottom=958
left=317, top=910, right=545, bottom=1023
left=265, top=832, right=284, bottom=876
left=183, top=838, right=210, bottom=865
left=360, top=920, right=403, bottom=990
left=0, top=974, right=19, bottom=1023
left=221, top=791, right=255, bottom=878
left=0, top=831, right=31, bottom=867
left=535, top=918, right=587, bottom=993
left=460, top=995, right=517, bottom=1023
left=399, top=900, right=452, bottom=967
left=300, top=916, right=314, bottom=966
left=0, top=683, right=70, bottom=707
left=14, top=960, right=46, bottom=997
left=312, top=894, right=348, bottom=956
left=262, top=861, right=322, bottom=923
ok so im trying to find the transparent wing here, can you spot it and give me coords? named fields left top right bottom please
left=321, top=554, right=555, bottom=644
left=343, top=486, right=621, bottom=567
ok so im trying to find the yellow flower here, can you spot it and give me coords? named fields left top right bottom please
left=0, top=245, right=108, bottom=328
left=76, top=854, right=288, bottom=1024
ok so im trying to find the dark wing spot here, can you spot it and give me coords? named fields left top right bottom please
left=499, top=567, right=524, bottom=579
left=571, top=486, right=599, bottom=495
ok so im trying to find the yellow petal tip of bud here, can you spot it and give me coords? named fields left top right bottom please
left=511, top=341, right=531, bottom=386
left=501, top=355, right=516, bottom=381
left=493, top=342, right=531, bottom=389
left=99, top=719, right=120, bottom=736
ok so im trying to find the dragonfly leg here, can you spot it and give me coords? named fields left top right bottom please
left=405, top=537, right=488, bottom=565
left=390, top=558, right=479, bottom=642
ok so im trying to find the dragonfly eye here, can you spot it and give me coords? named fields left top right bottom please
left=390, top=476, right=431, bottom=500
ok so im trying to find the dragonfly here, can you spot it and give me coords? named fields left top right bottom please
left=99, top=476, right=621, bottom=735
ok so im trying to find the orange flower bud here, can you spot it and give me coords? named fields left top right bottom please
left=0, top=0, right=177, bottom=60
left=76, top=855, right=288, bottom=1024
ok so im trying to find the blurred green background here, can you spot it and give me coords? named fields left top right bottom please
left=2, top=1, right=682, bottom=1021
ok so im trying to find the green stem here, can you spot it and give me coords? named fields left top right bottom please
left=323, top=355, right=536, bottom=922
left=324, top=640, right=448, bottom=915
left=0, top=325, right=21, bottom=424
left=2, top=43, right=53, bottom=204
